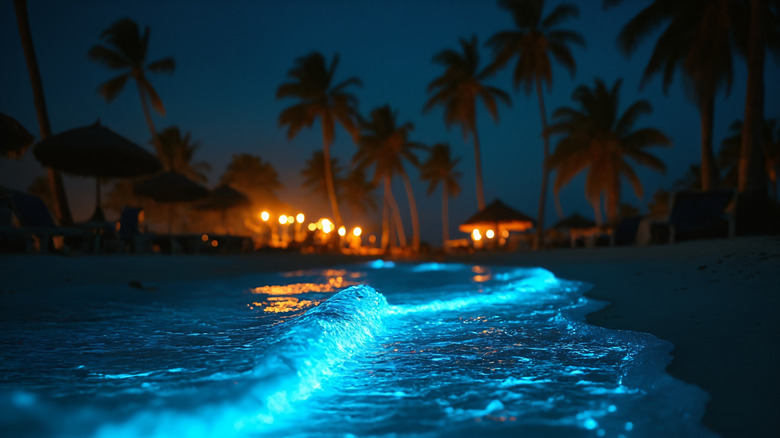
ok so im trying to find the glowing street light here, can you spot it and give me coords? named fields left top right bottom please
left=260, top=211, right=270, bottom=222
left=279, top=215, right=288, bottom=225
left=338, top=226, right=346, bottom=237
left=486, top=229, right=495, bottom=239
left=307, top=223, right=317, bottom=232
left=296, top=213, right=304, bottom=224
left=321, top=218, right=333, bottom=233
left=472, top=229, right=482, bottom=241
left=352, top=227, right=362, bottom=237
left=287, top=215, right=294, bottom=224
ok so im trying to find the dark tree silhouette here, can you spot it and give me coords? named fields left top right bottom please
left=354, top=105, right=425, bottom=251
left=276, top=52, right=361, bottom=230
left=88, top=18, right=175, bottom=157
left=487, top=0, right=584, bottom=248
left=13, top=0, right=72, bottom=224
left=547, top=79, right=670, bottom=225
left=421, top=143, right=462, bottom=246
left=425, top=35, right=510, bottom=211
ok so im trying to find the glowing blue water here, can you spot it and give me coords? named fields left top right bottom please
left=0, top=263, right=714, bottom=437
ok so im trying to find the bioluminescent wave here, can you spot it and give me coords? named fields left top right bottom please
left=0, top=264, right=713, bottom=437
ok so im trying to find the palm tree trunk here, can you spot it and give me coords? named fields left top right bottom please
left=699, top=91, right=719, bottom=191
left=739, top=0, right=767, bottom=194
left=320, top=133, right=343, bottom=230
left=534, top=80, right=551, bottom=249
left=14, top=0, right=73, bottom=225
left=384, top=176, right=407, bottom=248
left=442, top=185, right=449, bottom=250
left=591, top=195, right=603, bottom=226
left=400, top=169, right=420, bottom=252
left=381, top=190, right=390, bottom=251
left=472, top=124, right=486, bottom=211
left=136, top=80, right=163, bottom=159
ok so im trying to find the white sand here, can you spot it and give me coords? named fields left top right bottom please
left=2, top=236, right=778, bottom=437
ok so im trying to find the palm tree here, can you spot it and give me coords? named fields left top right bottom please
left=276, top=52, right=361, bottom=229
left=486, top=0, right=585, bottom=248
left=354, top=105, right=425, bottom=251
left=13, top=0, right=72, bottom=224
left=739, top=0, right=780, bottom=194
left=615, top=0, right=739, bottom=192
left=547, top=78, right=671, bottom=225
left=720, top=119, right=780, bottom=199
left=301, top=150, right=342, bottom=201
left=220, top=153, right=282, bottom=209
left=421, top=143, right=462, bottom=247
left=156, top=126, right=211, bottom=183
left=88, top=18, right=175, bottom=157
left=424, top=35, right=511, bottom=211
left=340, top=167, right=379, bottom=217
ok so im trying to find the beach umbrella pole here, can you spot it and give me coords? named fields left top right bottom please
left=89, top=177, right=106, bottom=222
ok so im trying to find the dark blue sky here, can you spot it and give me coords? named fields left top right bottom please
left=2, top=0, right=778, bottom=244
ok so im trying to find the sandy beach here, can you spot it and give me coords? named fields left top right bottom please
left=2, top=236, right=778, bottom=437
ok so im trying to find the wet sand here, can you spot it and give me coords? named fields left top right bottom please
left=2, top=236, right=778, bottom=437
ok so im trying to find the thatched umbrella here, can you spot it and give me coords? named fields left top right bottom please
left=459, top=199, right=535, bottom=235
left=134, top=171, right=209, bottom=233
left=33, top=120, right=161, bottom=221
left=553, top=212, right=596, bottom=230
left=193, top=184, right=250, bottom=232
left=0, top=113, right=34, bottom=159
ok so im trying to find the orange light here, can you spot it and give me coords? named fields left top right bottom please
left=201, top=234, right=209, bottom=242
left=260, top=211, right=270, bottom=222
left=307, top=223, right=317, bottom=232
left=338, top=226, right=346, bottom=237
left=352, top=227, right=362, bottom=237
left=472, top=229, right=482, bottom=241
left=369, top=235, right=376, bottom=244
left=287, top=215, right=295, bottom=224
left=296, top=213, right=304, bottom=224
left=279, top=215, right=288, bottom=225
left=321, top=219, right=333, bottom=233
left=211, top=240, right=218, bottom=247
left=486, top=229, right=495, bottom=239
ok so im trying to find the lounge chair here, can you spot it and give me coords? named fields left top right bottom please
left=650, top=190, right=735, bottom=243
left=0, top=190, right=87, bottom=252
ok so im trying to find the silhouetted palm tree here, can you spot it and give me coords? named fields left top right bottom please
left=487, top=0, right=584, bottom=248
left=220, top=153, right=282, bottom=209
left=88, top=18, right=175, bottom=157
left=156, top=126, right=211, bottom=183
left=547, top=79, right=670, bottom=225
left=425, top=35, right=510, bottom=211
left=276, top=52, right=361, bottom=229
left=421, top=143, right=462, bottom=246
left=738, top=0, right=780, bottom=193
left=340, top=167, right=378, bottom=217
left=615, top=0, right=739, bottom=191
left=354, top=105, right=425, bottom=251
left=301, top=150, right=342, bottom=201
left=13, top=0, right=72, bottom=224
left=720, top=118, right=780, bottom=199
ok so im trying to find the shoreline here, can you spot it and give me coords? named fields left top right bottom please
left=2, top=236, right=778, bottom=437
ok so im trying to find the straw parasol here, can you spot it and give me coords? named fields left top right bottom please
left=133, top=171, right=209, bottom=233
left=32, top=120, right=161, bottom=221
left=459, top=198, right=535, bottom=235
left=193, top=184, right=250, bottom=233
left=553, top=212, right=596, bottom=230
left=1, top=112, right=35, bottom=159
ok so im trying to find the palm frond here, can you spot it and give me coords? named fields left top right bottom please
left=87, top=45, right=130, bottom=69
left=98, top=73, right=130, bottom=102
left=147, top=57, right=175, bottom=74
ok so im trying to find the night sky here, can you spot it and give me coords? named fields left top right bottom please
left=2, top=0, right=779, bottom=244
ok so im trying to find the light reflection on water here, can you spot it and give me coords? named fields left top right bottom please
left=0, top=262, right=713, bottom=438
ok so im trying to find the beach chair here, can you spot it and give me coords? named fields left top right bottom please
left=650, top=190, right=735, bottom=243
left=0, top=190, right=87, bottom=252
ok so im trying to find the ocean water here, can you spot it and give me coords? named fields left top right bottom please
left=0, top=262, right=715, bottom=438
